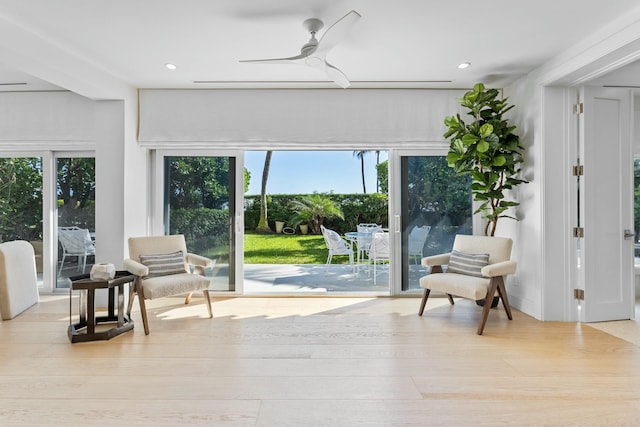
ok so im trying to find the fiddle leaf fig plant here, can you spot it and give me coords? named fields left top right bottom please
left=444, top=83, right=528, bottom=236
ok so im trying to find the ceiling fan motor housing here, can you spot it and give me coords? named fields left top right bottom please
left=302, top=18, right=324, bottom=34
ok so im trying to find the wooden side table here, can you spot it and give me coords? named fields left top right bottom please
left=68, top=270, right=135, bottom=343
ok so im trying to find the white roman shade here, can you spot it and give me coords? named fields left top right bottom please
left=138, top=88, right=468, bottom=148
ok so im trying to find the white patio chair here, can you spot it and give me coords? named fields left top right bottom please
left=321, top=225, right=354, bottom=270
left=58, top=226, right=95, bottom=276
left=368, top=231, right=390, bottom=285
left=408, top=225, right=431, bottom=264
left=356, top=223, right=382, bottom=267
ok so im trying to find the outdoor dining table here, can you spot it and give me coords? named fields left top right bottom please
left=344, top=231, right=373, bottom=272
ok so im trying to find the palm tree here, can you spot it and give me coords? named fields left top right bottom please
left=288, top=193, right=344, bottom=235
left=353, top=150, right=370, bottom=194
left=255, top=151, right=273, bottom=233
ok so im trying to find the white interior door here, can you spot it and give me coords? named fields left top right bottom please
left=580, top=86, right=634, bottom=322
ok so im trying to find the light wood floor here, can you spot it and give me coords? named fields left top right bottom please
left=1, top=295, right=640, bottom=427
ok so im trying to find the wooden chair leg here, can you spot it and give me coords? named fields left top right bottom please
left=203, top=290, right=213, bottom=318
left=184, top=292, right=192, bottom=305
left=126, top=288, right=135, bottom=316
left=127, top=278, right=141, bottom=316
left=137, top=293, right=150, bottom=335
left=496, top=277, right=513, bottom=320
left=418, top=289, right=431, bottom=316
left=477, top=278, right=500, bottom=335
left=446, top=294, right=455, bottom=305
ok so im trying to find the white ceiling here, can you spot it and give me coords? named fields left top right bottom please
left=1, top=0, right=640, bottom=99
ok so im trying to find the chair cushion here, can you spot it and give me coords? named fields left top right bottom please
left=139, top=251, right=186, bottom=277
left=420, top=272, right=491, bottom=300
left=141, top=272, right=211, bottom=299
left=447, top=250, right=489, bottom=278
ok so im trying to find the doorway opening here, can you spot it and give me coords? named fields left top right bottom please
left=243, top=150, right=390, bottom=294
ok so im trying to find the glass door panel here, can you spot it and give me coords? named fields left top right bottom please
left=401, top=156, right=472, bottom=291
left=0, top=157, right=43, bottom=287
left=164, top=156, right=236, bottom=292
left=56, top=157, right=96, bottom=287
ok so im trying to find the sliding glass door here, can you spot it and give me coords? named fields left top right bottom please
left=0, top=157, right=43, bottom=287
left=56, top=155, right=96, bottom=287
left=156, top=152, right=241, bottom=292
left=399, top=155, right=472, bottom=291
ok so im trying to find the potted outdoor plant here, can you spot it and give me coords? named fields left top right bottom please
left=444, top=83, right=528, bottom=237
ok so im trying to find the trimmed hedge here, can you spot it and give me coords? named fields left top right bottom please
left=244, top=193, right=389, bottom=235
left=169, top=207, right=229, bottom=253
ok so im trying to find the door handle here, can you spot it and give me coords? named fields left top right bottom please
left=623, top=229, right=635, bottom=240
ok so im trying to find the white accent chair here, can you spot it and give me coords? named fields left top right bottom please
left=408, top=225, right=431, bottom=264
left=124, top=234, right=214, bottom=335
left=58, top=226, right=95, bottom=276
left=418, top=235, right=516, bottom=335
left=320, top=225, right=354, bottom=270
left=0, top=240, right=39, bottom=320
left=368, top=231, right=390, bottom=285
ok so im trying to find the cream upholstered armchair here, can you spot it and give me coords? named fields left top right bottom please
left=0, top=240, right=39, bottom=320
left=417, top=234, right=516, bottom=335
left=124, top=235, right=213, bottom=335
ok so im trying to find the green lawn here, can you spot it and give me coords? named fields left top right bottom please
left=243, top=232, right=344, bottom=264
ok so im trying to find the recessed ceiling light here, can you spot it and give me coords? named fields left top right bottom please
left=457, top=62, right=471, bottom=69
left=165, top=63, right=177, bottom=70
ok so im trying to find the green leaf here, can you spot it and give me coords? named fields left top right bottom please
left=452, top=139, right=465, bottom=152
left=444, top=116, right=458, bottom=128
left=477, top=140, right=490, bottom=153
left=479, top=123, right=493, bottom=138
left=446, top=152, right=461, bottom=165
left=461, top=133, right=479, bottom=145
left=498, top=201, right=520, bottom=208
left=492, top=156, right=506, bottom=166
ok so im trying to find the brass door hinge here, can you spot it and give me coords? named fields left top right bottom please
left=574, top=103, right=584, bottom=114
left=574, top=289, right=585, bottom=300
left=573, top=227, right=584, bottom=238
left=573, top=165, right=584, bottom=176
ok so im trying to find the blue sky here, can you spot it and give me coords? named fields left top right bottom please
left=244, top=151, right=388, bottom=195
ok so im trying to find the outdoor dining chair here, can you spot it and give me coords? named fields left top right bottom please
left=408, top=225, right=431, bottom=264
left=320, top=225, right=354, bottom=270
left=58, top=226, right=95, bottom=276
left=368, top=231, right=390, bottom=285
left=356, top=223, right=382, bottom=267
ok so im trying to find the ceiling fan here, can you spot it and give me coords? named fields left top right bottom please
left=239, top=10, right=361, bottom=88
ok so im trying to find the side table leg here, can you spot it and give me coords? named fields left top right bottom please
left=117, top=283, right=125, bottom=327
left=79, top=289, right=87, bottom=325
left=108, top=287, right=115, bottom=318
left=86, top=289, right=96, bottom=335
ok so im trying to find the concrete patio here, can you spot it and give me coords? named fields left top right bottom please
left=243, top=263, right=427, bottom=294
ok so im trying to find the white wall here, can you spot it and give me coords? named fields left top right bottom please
left=0, top=90, right=147, bottom=291
left=499, top=80, right=543, bottom=320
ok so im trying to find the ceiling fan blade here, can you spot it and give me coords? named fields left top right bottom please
left=315, top=10, right=361, bottom=57
left=239, top=52, right=309, bottom=64
left=324, top=60, right=351, bottom=88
